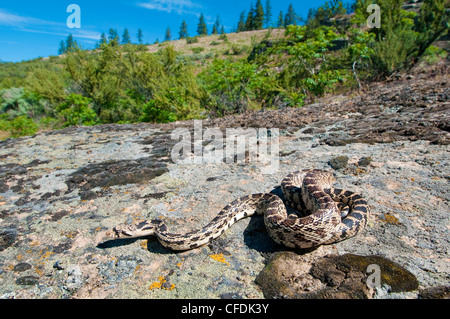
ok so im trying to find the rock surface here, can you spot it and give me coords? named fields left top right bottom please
left=0, top=74, right=448, bottom=299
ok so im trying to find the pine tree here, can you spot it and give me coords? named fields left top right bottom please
left=122, top=28, right=131, bottom=44
left=197, top=13, right=208, bottom=36
left=284, top=3, right=297, bottom=27
left=100, top=32, right=108, bottom=45
left=65, top=34, right=78, bottom=52
left=58, top=40, right=66, bottom=55
left=245, top=3, right=255, bottom=31
left=254, top=0, right=265, bottom=30
left=220, top=25, right=225, bottom=35
left=108, top=28, right=120, bottom=44
left=165, top=27, right=172, bottom=42
left=179, top=20, right=189, bottom=39
left=265, top=0, right=272, bottom=28
left=212, top=16, right=220, bottom=34
left=137, top=28, right=144, bottom=44
left=276, top=11, right=284, bottom=28
left=237, top=11, right=246, bottom=32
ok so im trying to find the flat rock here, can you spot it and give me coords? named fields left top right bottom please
left=0, top=74, right=448, bottom=299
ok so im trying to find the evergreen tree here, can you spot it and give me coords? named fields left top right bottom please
left=265, top=0, right=272, bottom=28
left=108, top=28, right=120, bottom=44
left=276, top=11, right=284, bottom=28
left=122, top=28, right=131, bottom=44
left=197, top=13, right=208, bottom=36
left=284, top=3, right=297, bottom=27
left=137, top=28, right=144, bottom=44
left=165, top=27, right=172, bottom=42
left=212, top=16, right=220, bottom=34
left=220, top=25, right=225, bottom=35
left=58, top=40, right=67, bottom=55
left=65, top=34, right=78, bottom=52
left=100, top=32, right=108, bottom=45
left=254, top=0, right=265, bottom=30
left=245, top=3, right=255, bottom=31
left=237, top=11, right=246, bottom=32
left=179, top=20, right=189, bottom=39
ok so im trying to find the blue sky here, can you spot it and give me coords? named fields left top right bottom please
left=0, top=0, right=332, bottom=63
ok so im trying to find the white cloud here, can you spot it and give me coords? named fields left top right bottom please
left=0, top=8, right=100, bottom=42
left=138, top=0, right=202, bottom=15
left=0, top=8, right=57, bottom=27
left=18, top=28, right=100, bottom=41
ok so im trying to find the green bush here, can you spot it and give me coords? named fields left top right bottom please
left=139, top=99, right=177, bottom=123
left=420, top=45, right=448, bottom=64
left=186, top=36, right=199, bottom=44
left=191, top=47, right=205, bottom=54
left=57, top=94, right=98, bottom=127
left=0, top=115, right=38, bottom=138
left=353, top=0, right=449, bottom=76
left=0, top=87, right=47, bottom=117
left=199, top=58, right=281, bottom=115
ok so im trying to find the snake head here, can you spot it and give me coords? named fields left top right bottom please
left=104, top=221, right=159, bottom=240
left=105, top=225, right=134, bottom=239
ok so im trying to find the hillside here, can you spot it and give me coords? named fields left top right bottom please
left=146, top=28, right=286, bottom=57
left=0, top=0, right=448, bottom=140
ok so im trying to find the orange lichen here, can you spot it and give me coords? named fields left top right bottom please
left=29, top=240, right=41, bottom=246
left=36, top=250, right=54, bottom=261
left=209, top=254, right=230, bottom=266
left=381, top=213, right=401, bottom=225
left=149, top=276, right=175, bottom=291
left=134, top=264, right=143, bottom=277
left=139, top=240, right=148, bottom=249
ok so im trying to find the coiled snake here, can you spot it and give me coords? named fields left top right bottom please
left=105, top=169, right=369, bottom=250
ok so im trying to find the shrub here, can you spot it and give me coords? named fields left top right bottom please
left=57, top=94, right=98, bottom=127
left=191, top=47, right=205, bottom=54
left=186, top=36, right=199, bottom=44
left=139, top=99, right=177, bottom=123
left=420, top=45, right=448, bottom=64
left=0, top=115, right=38, bottom=138
left=199, top=58, right=281, bottom=115
left=0, top=87, right=44, bottom=117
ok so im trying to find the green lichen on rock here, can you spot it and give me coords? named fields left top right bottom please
left=315, top=254, right=419, bottom=293
left=256, top=251, right=419, bottom=299
left=328, top=156, right=349, bottom=170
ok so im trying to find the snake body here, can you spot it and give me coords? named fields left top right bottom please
left=105, top=169, right=369, bottom=250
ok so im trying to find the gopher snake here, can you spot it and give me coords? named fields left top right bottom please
left=105, top=169, right=369, bottom=250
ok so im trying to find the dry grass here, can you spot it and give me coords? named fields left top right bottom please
left=145, top=28, right=287, bottom=58
left=0, top=131, right=11, bottom=140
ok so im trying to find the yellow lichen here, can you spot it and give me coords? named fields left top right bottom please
left=209, top=253, right=230, bottom=266
left=381, top=213, right=401, bottom=225
left=149, top=275, right=175, bottom=291
left=139, top=240, right=148, bottom=249
left=36, top=250, right=54, bottom=261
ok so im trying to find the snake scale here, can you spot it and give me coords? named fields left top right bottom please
left=105, top=169, right=369, bottom=250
